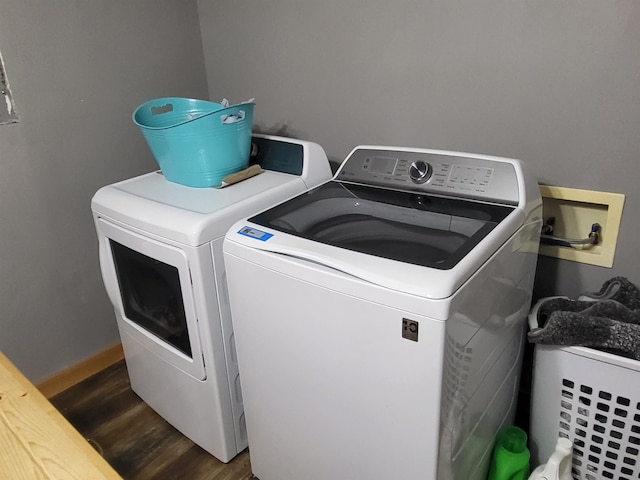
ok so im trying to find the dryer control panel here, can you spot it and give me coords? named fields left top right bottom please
left=336, top=146, right=521, bottom=205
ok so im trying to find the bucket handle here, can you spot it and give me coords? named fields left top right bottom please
left=150, top=103, right=174, bottom=115
left=148, top=102, right=207, bottom=121
left=148, top=102, right=202, bottom=121
left=220, top=110, right=246, bottom=124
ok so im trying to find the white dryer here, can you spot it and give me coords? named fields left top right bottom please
left=91, top=134, right=332, bottom=462
left=223, top=146, right=543, bottom=479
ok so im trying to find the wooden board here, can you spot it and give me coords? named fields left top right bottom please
left=0, top=351, right=122, bottom=480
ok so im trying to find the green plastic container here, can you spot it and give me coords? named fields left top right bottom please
left=487, top=426, right=530, bottom=480
left=133, top=97, right=255, bottom=188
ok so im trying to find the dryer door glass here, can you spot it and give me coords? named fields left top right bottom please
left=249, top=181, right=514, bottom=270
left=110, top=240, right=191, bottom=358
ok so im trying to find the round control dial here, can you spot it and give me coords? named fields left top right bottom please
left=409, top=160, right=433, bottom=184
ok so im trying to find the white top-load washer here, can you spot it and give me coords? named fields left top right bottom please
left=223, top=145, right=542, bottom=479
left=91, top=134, right=333, bottom=462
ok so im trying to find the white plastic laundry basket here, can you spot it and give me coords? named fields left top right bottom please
left=530, top=345, right=640, bottom=480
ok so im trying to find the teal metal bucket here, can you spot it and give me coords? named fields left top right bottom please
left=133, top=97, right=255, bottom=187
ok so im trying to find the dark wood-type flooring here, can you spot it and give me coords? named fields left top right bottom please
left=50, top=360, right=253, bottom=480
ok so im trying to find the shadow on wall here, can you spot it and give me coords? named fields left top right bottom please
left=254, top=121, right=304, bottom=140
left=532, top=255, right=590, bottom=301
left=532, top=256, right=562, bottom=301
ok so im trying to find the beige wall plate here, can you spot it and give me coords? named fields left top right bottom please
left=539, top=185, right=625, bottom=268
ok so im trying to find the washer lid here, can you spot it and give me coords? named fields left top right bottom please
left=248, top=181, right=514, bottom=271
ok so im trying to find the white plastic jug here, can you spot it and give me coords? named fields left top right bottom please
left=528, top=437, right=573, bottom=480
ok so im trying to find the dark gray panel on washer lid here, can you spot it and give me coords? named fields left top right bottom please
left=250, top=137, right=304, bottom=175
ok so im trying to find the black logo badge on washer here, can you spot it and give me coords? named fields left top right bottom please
left=402, top=318, right=419, bottom=342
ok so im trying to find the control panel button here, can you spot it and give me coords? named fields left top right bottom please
left=409, top=160, right=433, bottom=184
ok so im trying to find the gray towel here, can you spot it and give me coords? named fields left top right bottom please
left=577, top=276, right=640, bottom=310
left=528, top=277, right=640, bottom=360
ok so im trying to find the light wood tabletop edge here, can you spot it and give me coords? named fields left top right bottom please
left=0, top=351, right=122, bottom=480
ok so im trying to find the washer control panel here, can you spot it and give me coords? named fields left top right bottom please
left=337, top=147, right=520, bottom=205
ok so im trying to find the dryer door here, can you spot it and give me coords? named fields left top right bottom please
left=96, top=217, right=206, bottom=380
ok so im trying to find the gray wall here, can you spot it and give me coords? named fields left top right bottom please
left=198, top=0, right=640, bottom=299
left=1, top=0, right=637, bottom=382
left=0, top=1, right=208, bottom=381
